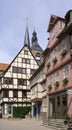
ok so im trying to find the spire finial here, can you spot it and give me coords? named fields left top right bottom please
left=26, top=17, right=28, bottom=25
left=24, top=18, right=30, bottom=47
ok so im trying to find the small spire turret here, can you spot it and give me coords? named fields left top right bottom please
left=24, top=18, right=30, bottom=47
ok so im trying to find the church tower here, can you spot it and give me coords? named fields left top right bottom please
left=31, top=29, right=43, bottom=65
left=24, top=22, right=30, bottom=47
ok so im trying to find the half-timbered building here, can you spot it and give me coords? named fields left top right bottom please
left=0, top=24, right=43, bottom=118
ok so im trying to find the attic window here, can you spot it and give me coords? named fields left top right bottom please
left=51, top=26, right=56, bottom=38
left=24, top=50, right=28, bottom=55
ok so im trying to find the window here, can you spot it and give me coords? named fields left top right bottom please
left=35, top=53, right=40, bottom=61
left=53, top=47, right=58, bottom=58
left=49, top=75, right=52, bottom=84
left=13, top=67, right=17, bottom=73
left=59, top=21, right=63, bottom=29
left=61, top=39, right=67, bottom=50
left=22, top=58, right=30, bottom=64
left=13, top=67, right=26, bottom=74
left=18, top=67, right=22, bottom=73
left=22, top=58, right=26, bottom=63
left=3, top=78, right=13, bottom=84
left=31, top=69, right=35, bottom=75
left=22, top=68, right=26, bottom=74
left=63, top=65, right=69, bottom=78
left=18, top=79, right=27, bottom=86
left=22, top=90, right=27, bottom=98
left=55, top=71, right=60, bottom=81
left=47, top=55, right=51, bottom=62
left=3, top=90, right=9, bottom=97
left=24, top=50, right=28, bottom=55
left=27, top=59, right=30, bottom=64
left=13, top=90, right=18, bottom=98
left=51, top=26, right=56, bottom=38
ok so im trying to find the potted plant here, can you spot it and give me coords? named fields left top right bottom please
left=48, top=84, right=52, bottom=90
left=62, top=77, right=68, bottom=85
left=64, top=114, right=70, bottom=125
left=60, top=49, right=67, bottom=57
left=54, top=81, right=59, bottom=88
left=52, top=57, right=57, bottom=64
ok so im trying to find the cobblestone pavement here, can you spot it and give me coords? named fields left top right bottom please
left=0, top=118, right=54, bottom=130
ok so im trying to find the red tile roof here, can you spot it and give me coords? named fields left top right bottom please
left=0, top=63, right=9, bottom=71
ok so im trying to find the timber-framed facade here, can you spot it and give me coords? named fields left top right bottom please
left=0, top=24, right=43, bottom=118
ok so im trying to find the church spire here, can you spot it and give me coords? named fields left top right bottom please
left=24, top=18, right=30, bottom=47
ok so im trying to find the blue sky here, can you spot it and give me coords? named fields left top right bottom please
left=0, top=0, right=72, bottom=63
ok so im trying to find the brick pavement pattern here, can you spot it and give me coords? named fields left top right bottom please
left=0, top=118, right=54, bottom=130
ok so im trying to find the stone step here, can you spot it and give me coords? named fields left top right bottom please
left=48, top=119, right=67, bottom=130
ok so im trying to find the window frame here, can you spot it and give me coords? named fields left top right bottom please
left=3, top=78, right=13, bottom=84
left=24, top=50, right=28, bottom=55
left=63, top=65, right=69, bottom=78
left=22, top=90, right=27, bottom=98
left=3, top=90, right=9, bottom=98
left=61, top=39, right=67, bottom=51
left=18, top=79, right=27, bottom=86
left=53, top=47, right=58, bottom=58
left=51, top=26, right=56, bottom=38
left=13, top=90, right=18, bottom=98
left=55, top=71, right=60, bottom=81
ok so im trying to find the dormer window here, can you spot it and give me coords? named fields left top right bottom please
left=24, top=50, right=28, bottom=55
left=59, top=21, right=63, bottom=29
left=51, top=26, right=56, bottom=38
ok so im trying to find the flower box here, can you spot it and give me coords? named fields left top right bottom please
left=62, top=77, right=68, bottom=85
left=60, top=49, right=67, bottom=56
left=46, top=62, right=50, bottom=68
left=52, top=57, right=57, bottom=64
left=54, top=81, right=59, bottom=88
left=48, top=84, right=52, bottom=90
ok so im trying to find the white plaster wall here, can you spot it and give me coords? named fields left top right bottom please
left=18, top=91, right=22, bottom=97
left=9, top=91, right=13, bottom=97
left=14, top=79, right=17, bottom=85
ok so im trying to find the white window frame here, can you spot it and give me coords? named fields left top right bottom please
left=63, top=65, right=69, bottom=78
left=55, top=71, right=60, bottom=81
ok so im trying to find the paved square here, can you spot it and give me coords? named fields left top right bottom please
left=0, top=118, right=54, bottom=130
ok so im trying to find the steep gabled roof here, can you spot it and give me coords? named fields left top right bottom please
left=1, top=44, right=39, bottom=78
left=47, top=14, right=65, bottom=32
